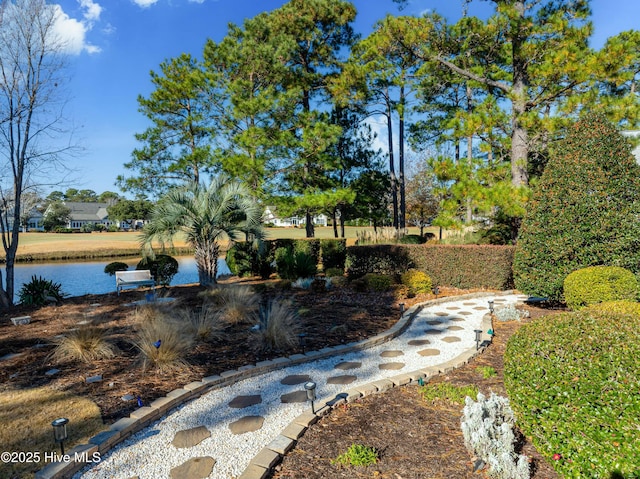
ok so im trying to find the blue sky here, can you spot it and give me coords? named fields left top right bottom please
left=49, top=0, right=640, bottom=197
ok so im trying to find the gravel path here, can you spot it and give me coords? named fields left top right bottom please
left=74, top=293, right=525, bottom=479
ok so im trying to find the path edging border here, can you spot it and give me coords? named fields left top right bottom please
left=35, top=291, right=511, bottom=479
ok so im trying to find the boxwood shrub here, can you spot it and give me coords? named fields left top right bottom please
left=400, top=269, right=432, bottom=296
left=504, top=310, right=640, bottom=478
left=563, top=265, right=638, bottom=310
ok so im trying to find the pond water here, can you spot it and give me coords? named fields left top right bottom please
left=9, top=256, right=228, bottom=298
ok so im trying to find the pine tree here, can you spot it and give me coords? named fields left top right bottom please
left=513, top=113, right=640, bottom=301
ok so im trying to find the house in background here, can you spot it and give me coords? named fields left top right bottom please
left=64, top=202, right=113, bottom=230
left=621, top=130, right=640, bottom=163
left=263, top=206, right=328, bottom=227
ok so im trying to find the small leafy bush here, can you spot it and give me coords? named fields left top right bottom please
left=320, top=239, right=347, bottom=270
left=331, top=444, right=379, bottom=467
left=476, top=365, right=497, bottom=378
left=324, top=267, right=344, bottom=277
left=400, top=269, right=432, bottom=296
left=504, top=310, right=640, bottom=478
left=225, top=240, right=272, bottom=279
left=494, top=304, right=530, bottom=322
left=274, top=248, right=317, bottom=280
left=104, top=262, right=128, bottom=276
left=563, top=265, right=638, bottom=310
left=137, top=254, right=179, bottom=286
left=398, top=234, right=426, bottom=244
left=253, top=299, right=300, bottom=352
left=18, top=275, right=66, bottom=305
left=292, top=277, right=314, bottom=290
left=584, top=299, right=640, bottom=316
left=461, top=392, right=530, bottom=479
left=362, top=273, right=393, bottom=292
left=51, top=326, right=118, bottom=364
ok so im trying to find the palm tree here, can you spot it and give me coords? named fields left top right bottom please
left=141, top=176, right=264, bottom=286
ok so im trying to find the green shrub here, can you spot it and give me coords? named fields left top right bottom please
left=584, top=299, right=640, bottom=316
left=514, top=113, right=640, bottom=301
left=226, top=240, right=272, bottom=279
left=18, top=275, right=66, bottom=305
left=400, top=269, right=432, bottom=296
left=398, top=234, right=426, bottom=244
left=345, top=244, right=514, bottom=290
left=362, top=273, right=393, bottom=292
left=274, top=247, right=316, bottom=280
left=331, top=444, right=379, bottom=467
left=319, top=239, right=347, bottom=270
left=563, top=266, right=638, bottom=310
left=104, top=262, right=128, bottom=276
left=504, top=310, right=640, bottom=478
left=52, top=227, right=73, bottom=233
left=137, top=254, right=179, bottom=286
left=324, top=267, right=344, bottom=277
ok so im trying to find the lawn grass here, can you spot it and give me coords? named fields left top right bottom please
left=3, top=226, right=440, bottom=262
left=0, top=387, right=104, bottom=479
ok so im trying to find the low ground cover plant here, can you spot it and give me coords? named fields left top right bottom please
left=563, top=265, right=638, bottom=310
left=504, top=309, right=640, bottom=478
left=420, top=382, right=478, bottom=405
left=331, top=444, right=379, bottom=467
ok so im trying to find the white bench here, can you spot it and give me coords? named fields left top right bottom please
left=115, top=270, right=155, bottom=296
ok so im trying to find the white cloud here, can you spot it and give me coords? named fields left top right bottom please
left=79, top=0, right=103, bottom=22
left=189, top=0, right=206, bottom=3
left=133, top=0, right=160, bottom=7
left=51, top=3, right=102, bottom=55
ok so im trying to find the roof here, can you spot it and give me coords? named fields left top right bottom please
left=64, top=202, right=110, bottom=221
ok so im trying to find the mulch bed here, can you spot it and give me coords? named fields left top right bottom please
left=272, top=305, right=564, bottom=479
left=0, top=280, right=563, bottom=478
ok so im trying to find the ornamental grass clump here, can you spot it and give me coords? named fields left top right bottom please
left=134, top=306, right=195, bottom=372
left=51, top=326, right=118, bottom=364
left=460, top=392, right=530, bottom=479
left=504, top=310, right=640, bottom=477
left=253, top=299, right=300, bottom=352
left=216, top=285, right=260, bottom=324
left=563, top=265, right=638, bottom=310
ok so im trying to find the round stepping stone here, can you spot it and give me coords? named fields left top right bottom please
left=462, top=302, right=477, bottom=306
left=407, top=339, right=430, bottom=346
left=459, top=311, right=473, bottom=316
left=473, top=306, right=487, bottom=310
left=418, top=348, right=441, bottom=357
left=378, top=362, right=405, bottom=370
left=446, top=306, right=460, bottom=310
left=281, top=391, right=308, bottom=403
left=451, top=317, right=465, bottom=322
left=442, top=336, right=462, bottom=343
left=426, top=320, right=443, bottom=325
left=424, top=329, right=441, bottom=335
left=229, top=416, right=264, bottom=434
left=172, top=426, right=211, bottom=448
left=280, top=374, right=311, bottom=385
left=380, top=350, right=404, bottom=358
left=228, top=395, right=262, bottom=409
left=447, top=325, right=465, bottom=331
left=327, top=375, right=357, bottom=385
left=334, top=361, right=361, bottom=370
left=170, top=456, right=215, bottom=479
left=493, top=298, right=507, bottom=302
left=435, top=312, right=450, bottom=316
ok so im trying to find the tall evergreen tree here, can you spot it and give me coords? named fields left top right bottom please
left=514, top=114, right=640, bottom=302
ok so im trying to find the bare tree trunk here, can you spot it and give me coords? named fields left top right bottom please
left=332, top=211, right=338, bottom=238
left=399, top=85, right=406, bottom=230
left=195, top=241, right=219, bottom=286
left=305, top=211, right=314, bottom=238
left=511, top=0, right=529, bottom=187
left=385, top=87, right=399, bottom=229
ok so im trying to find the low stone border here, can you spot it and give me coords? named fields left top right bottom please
left=35, top=291, right=508, bottom=479
left=236, top=304, right=496, bottom=479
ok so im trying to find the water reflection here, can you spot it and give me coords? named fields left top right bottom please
left=10, top=256, right=205, bottom=298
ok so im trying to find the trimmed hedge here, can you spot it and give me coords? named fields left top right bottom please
left=504, top=310, right=640, bottom=478
left=563, top=265, right=638, bottom=310
left=345, top=244, right=514, bottom=290
left=319, top=239, right=347, bottom=270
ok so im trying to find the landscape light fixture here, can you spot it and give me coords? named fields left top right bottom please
left=488, top=300, right=495, bottom=314
left=474, top=329, right=483, bottom=350
left=51, top=418, right=69, bottom=455
left=304, top=381, right=317, bottom=414
left=399, top=303, right=405, bottom=315
left=432, top=286, right=440, bottom=298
